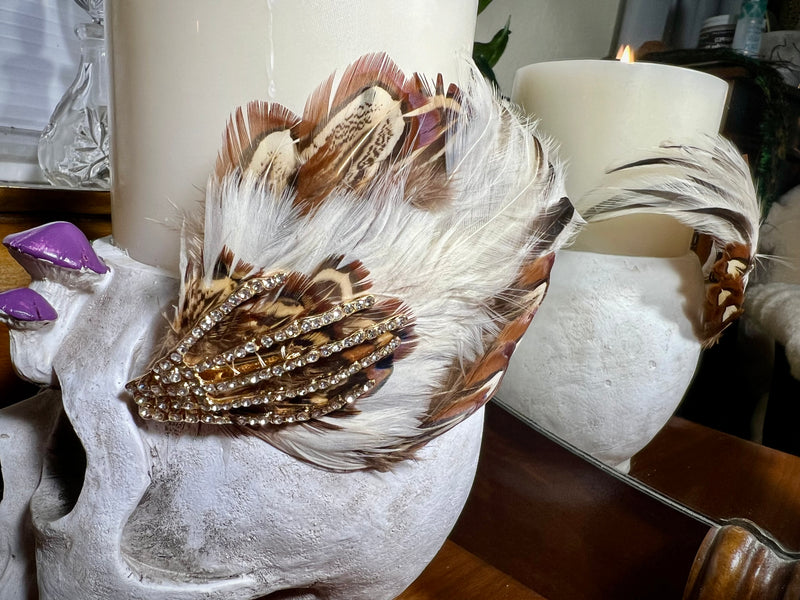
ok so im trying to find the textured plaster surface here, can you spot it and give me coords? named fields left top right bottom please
left=0, top=239, right=483, bottom=600
left=497, top=249, right=704, bottom=468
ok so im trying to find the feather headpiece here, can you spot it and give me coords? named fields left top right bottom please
left=580, top=138, right=761, bottom=346
left=126, top=54, right=579, bottom=470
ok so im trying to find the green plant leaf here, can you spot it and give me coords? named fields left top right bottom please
left=472, top=16, right=511, bottom=69
left=477, top=0, right=493, bottom=15
left=473, top=53, right=500, bottom=89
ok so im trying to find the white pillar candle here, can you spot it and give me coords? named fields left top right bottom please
left=512, top=59, right=729, bottom=257
left=107, top=0, right=477, bottom=272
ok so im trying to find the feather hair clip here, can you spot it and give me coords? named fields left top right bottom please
left=126, top=53, right=580, bottom=471
left=579, top=137, right=761, bottom=347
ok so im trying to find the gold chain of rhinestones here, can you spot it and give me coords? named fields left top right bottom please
left=126, top=273, right=408, bottom=426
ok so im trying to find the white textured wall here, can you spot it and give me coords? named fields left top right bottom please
left=475, top=0, right=622, bottom=94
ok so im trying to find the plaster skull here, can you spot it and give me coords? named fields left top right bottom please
left=0, top=223, right=484, bottom=600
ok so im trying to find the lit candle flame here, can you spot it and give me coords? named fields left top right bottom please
left=616, top=45, right=634, bottom=63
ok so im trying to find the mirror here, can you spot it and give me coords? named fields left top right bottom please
left=476, top=0, right=800, bottom=555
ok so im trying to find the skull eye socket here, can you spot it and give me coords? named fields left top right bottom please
left=33, top=410, right=86, bottom=522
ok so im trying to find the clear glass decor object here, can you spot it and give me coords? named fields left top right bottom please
left=38, top=8, right=109, bottom=189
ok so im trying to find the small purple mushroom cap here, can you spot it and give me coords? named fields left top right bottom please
left=3, top=221, right=108, bottom=274
left=0, top=288, right=58, bottom=321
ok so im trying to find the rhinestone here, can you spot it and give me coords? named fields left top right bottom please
left=343, top=305, right=354, bottom=314
left=202, top=415, right=214, bottom=423
left=311, top=317, right=322, bottom=328
left=152, top=410, right=167, bottom=421
left=192, top=327, right=204, bottom=338
left=272, top=416, right=284, bottom=425
left=297, top=412, right=309, bottom=422
left=258, top=418, right=268, bottom=426
left=241, top=400, right=251, bottom=407
left=257, top=370, right=271, bottom=381
left=220, top=304, right=233, bottom=314
left=345, top=394, right=356, bottom=404
left=285, top=416, right=295, bottom=423
left=159, top=360, right=171, bottom=371
left=274, top=331, right=286, bottom=342
left=135, top=395, right=146, bottom=405
left=272, top=365, right=284, bottom=376
left=137, top=382, right=149, bottom=392
left=322, top=313, right=333, bottom=325
left=285, top=389, right=296, bottom=398
left=286, top=324, right=299, bottom=337
left=250, top=280, right=264, bottom=293
left=214, top=356, right=226, bottom=366
left=184, top=413, right=199, bottom=423
left=168, top=412, right=182, bottom=422
left=330, top=342, right=342, bottom=353
left=139, top=406, right=152, bottom=418
left=331, top=308, right=344, bottom=320
left=234, top=348, right=247, bottom=359
left=318, top=380, right=328, bottom=389
left=150, top=385, right=164, bottom=395
left=330, top=401, right=343, bottom=410
left=210, top=309, right=223, bottom=322
left=244, top=342, right=257, bottom=353
left=348, top=364, right=360, bottom=375
left=297, top=387, right=308, bottom=396
left=300, top=321, right=312, bottom=332
left=307, top=383, right=317, bottom=393
left=306, top=350, right=320, bottom=363
left=201, top=316, right=214, bottom=330
left=260, top=335, right=273, bottom=347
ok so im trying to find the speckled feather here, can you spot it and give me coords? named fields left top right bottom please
left=128, top=54, right=579, bottom=471
left=580, top=138, right=761, bottom=346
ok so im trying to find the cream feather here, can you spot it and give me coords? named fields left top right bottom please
left=127, top=54, right=580, bottom=471
left=579, top=137, right=761, bottom=346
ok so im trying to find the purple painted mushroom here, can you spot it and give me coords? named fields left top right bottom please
left=0, top=288, right=58, bottom=322
left=3, top=221, right=108, bottom=274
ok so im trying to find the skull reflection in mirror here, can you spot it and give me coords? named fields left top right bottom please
left=0, top=55, right=578, bottom=599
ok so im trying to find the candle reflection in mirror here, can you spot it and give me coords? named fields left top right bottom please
left=497, top=48, right=733, bottom=471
